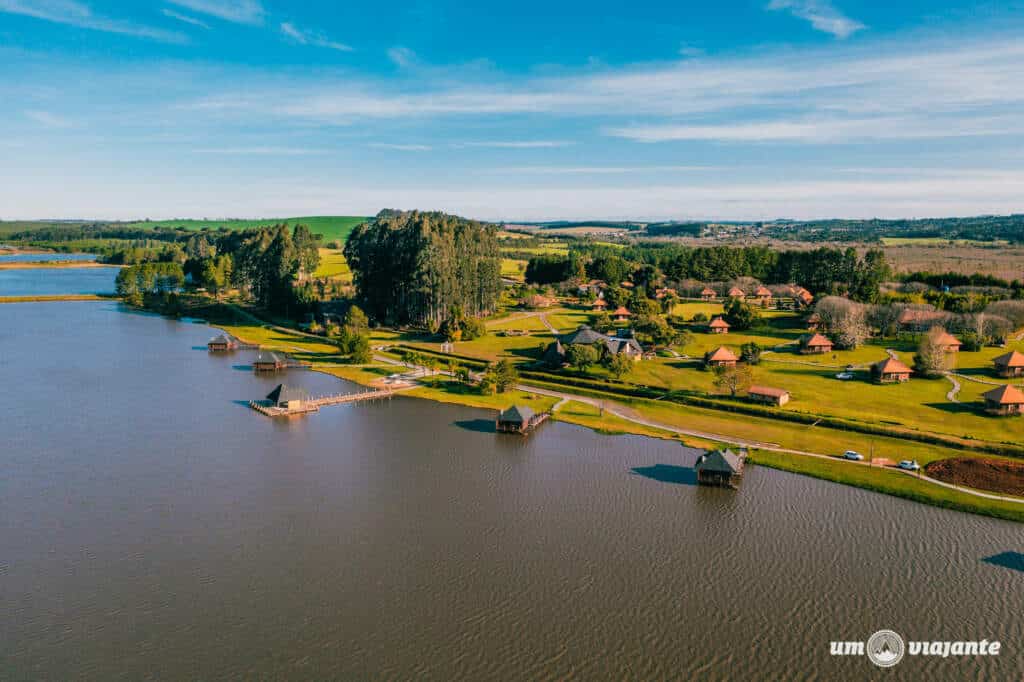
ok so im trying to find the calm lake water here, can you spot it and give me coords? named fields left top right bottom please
left=2, top=301, right=1023, bottom=681
left=0, top=264, right=118, bottom=296
left=0, top=252, right=97, bottom=263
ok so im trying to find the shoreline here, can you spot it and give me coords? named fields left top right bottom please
left=0, top=294, right=111, bottom=303
left=0, top=261, right=119, bottom=270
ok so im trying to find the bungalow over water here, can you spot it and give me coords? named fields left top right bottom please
left=266, top=384, right=309, bottom=410
left=799, top=333, right=833, bottom=355
left=208, top=334, right=238, bottom=352
left=748, top=385, right=790, bottom=406
left=982, top=384, right=1024, bottom=416
left=872, top=357, right=913, bottom=384
left=254, top=350, right=287, bottom=372
left=993, top=351, right=1024, bottom=378
left=695, top=449, right=746, bottom=488
left=705, top=346, right=739, bottom=368
left=708, top=317, right=730, bottom=334
left=496, top=405, right=550, bottom=434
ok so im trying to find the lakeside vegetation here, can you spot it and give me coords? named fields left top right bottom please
left=8, top=209, right=1024, bottom=521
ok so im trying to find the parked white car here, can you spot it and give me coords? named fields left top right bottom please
left=843, top=450, right=864, bottom=461
left=898, top=460, right=921, bottom=471
left=835, top=372, right=855, bottom=380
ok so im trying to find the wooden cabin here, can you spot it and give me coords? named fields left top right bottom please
left=612, top=306, right=633, bottom=322
left=497, top=405, right=536, bottom=433
left=708, top=317, right=731, bottom=334
left=695, top=449, right=745, bottom=488
left=266, top=384, right=308, bottom=410
left=592, top=298, right=608, bottom=311
left=727, top=287, right=745, bottom=299
left=207, top=334, right=237, bottom=352
left=993, top=351, right=1024, bottom=378
left=700, top=287, right=717, bottom=301
left=982, top=385, right=1024, bottom=416
left=871, top=357, right=913, bottom=384
left=748, top=385, right=790, bottom=407
left=704, top=346, right=739, bottom=369
left=932, top=330, right=962, bottom=353
left=799, top=333, right=833, bottom=355
left=754, top=286, right=772, bottom=304
left=254, top=350, right=286, bottom=372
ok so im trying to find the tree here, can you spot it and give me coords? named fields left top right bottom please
left=712, top=364, right=754, bottom=397
left=724, top=298, right=760, bottom=331
left=606, top=352, right=634, bottom=381
left=566, top=343, right=600, bottom=373
left=591, top=311, right=614, bottom=334
left=913, top=326, right=954, bottom=377
left=348, top=334, right=372, bottom=364
left=740, top=342, right=762, bottom=365
left=494, top=360, right=519, bottom=392
left=345, top=305, right=369, bottom=334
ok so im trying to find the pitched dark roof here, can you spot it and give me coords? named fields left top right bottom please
left=983, top=384, right=1024, bottom=405
left=557, top=325, right=643, bottom=355
left=696, top=449, right=744, bottom=474
left=994, top=351, right=1024, bottom=368
left=255, top=350, right=283, bottom=364
left=498, top=405, right=535, bottom=423
left=266, top=384, right=308, bottom=405
left=209, top=334, right=233, bottom=345
left=543, top=339, right=567, bottom=366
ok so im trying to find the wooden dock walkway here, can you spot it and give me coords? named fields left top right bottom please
left=248, top=387, right=400, bottom=418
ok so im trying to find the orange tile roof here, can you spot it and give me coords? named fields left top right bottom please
left=994, top=351, right=1024, bottom=368
left=755, top=286, right=772, bottom=297
left=701, top=287, right=717, bottom=295
left=803, top=333, right=832, bottom=347
left=933, top=331, right=962, bottom=347
left=983, top=384, right=1024, bottom=405
left=749, top=385, right=789, bottom=398
left=873, top=357, right=913, bottom=375
left=707, top=346, right=738, bottom=362
left=728, top=287, right=745, bottom=297
left=612, top=306, right=632, bottom=316
left=709, top=317, right=730, bottom=328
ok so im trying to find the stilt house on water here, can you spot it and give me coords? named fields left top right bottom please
left=496, top=405, right=551, bottom=434
left=207, top=334, right=238, bottom=352
left=253, top=350, right=287, bottom=372
left=266, top=384, right=309, bottom=410
left=695, top=449, right=746, bottom=488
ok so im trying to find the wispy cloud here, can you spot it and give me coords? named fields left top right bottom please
left=280, top=22, right=352, bottom=52
left=456, top=140, right=573, bottom=149
left=369, top=143, right=433, bottom=152
left=487, top=165, right=716, bottom=175
left=162, top=8, right=209, bottom=30
left=387, top=46, right=417, bottom=68
left=24, top=109, right=73, bottom=128
left=165, top=0, right=263, bottom=25
left=192, top=146, right=325, bottom=155
left=767, top=0, right=865, bottom=39
left=0, top=0, right=186, bottom=42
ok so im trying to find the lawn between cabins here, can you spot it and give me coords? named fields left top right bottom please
left=202, top=305, right=1024, bottom=521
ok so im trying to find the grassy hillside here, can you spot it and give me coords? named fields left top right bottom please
left=122, top=216, right=367, bottom=244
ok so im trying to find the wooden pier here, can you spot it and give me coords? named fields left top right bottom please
left=249, top=387, right=397, bottom=418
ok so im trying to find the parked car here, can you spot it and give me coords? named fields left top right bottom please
left=836, top=372, right=854, bottom=380
left=843, top=450, right=864, bottom=461
left=898, top=460, right=921, bottom=471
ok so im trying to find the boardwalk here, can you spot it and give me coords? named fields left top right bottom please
left=249, top=387, right=404, bottom=418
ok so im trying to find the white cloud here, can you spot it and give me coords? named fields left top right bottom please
left=455, top=140, right=573, bottom=149
left=192, top=146, right=326, bottom=155
left=387, top=46, right=417, bottom=68
left=165, top=0, right=263, bottom=25
left=368, top=143, right=433, bottom=151
left=162, top=8, right=209, bottom=30
left=767, top=0, right=865, bottom=39
left=24, top=109, right=73, bottom=128
left=486, top=165, right=716, bottom=175
left=0, top=0, right=186, bottom=42
left=280, top=22, right=353, bottom=52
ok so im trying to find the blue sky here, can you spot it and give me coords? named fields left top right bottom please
left=2, top=0, right=1024, bottom=221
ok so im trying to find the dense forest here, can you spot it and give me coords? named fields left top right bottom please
left=761, top=215, right=1024, bottom=243
left=526, top=243, right=891, bottom=302
left=345, top=210, right=502, bottom=326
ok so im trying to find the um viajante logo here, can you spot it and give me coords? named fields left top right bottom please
left=830, top=630, right=1002, bottom=667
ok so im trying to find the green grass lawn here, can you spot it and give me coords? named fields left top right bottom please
left=671, top=302, right=726, bottom=319
left=313, top=248, right=352, bottom=281
left=501, top=258, right=527, bottom=280
left=124, top=216, right=367, bottom=244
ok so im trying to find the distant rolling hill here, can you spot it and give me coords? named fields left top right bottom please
left=122, top=216, right=368, bottom=244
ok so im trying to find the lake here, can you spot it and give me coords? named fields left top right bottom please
left=0, top=264, right=118, bottom=296
left=1, top=301, right=1022, bottom=680
left=0, top=252, right=97, bottom=263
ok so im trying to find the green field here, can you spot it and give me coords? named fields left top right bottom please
left=881, top=236, right=1010, bottom=247
left=313, top=248, right=353, bottom=281
left=123, top=216, right=367, bottom=244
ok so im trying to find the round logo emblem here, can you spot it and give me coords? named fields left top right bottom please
left=866, top=630, right=905, bottom=668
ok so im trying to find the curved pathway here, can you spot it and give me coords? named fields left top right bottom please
left=944, top=373, right=962, bottom=403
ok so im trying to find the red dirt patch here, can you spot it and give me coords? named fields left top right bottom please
left=925, top=458, right=1024, bottom=497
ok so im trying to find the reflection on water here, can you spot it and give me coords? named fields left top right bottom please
left=0, top=264, right=118, bottom=295
left=1, top=302, right=1022, bottom=680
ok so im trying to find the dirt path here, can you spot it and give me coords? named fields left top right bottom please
left=944, top=373, right=962, bottom=402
